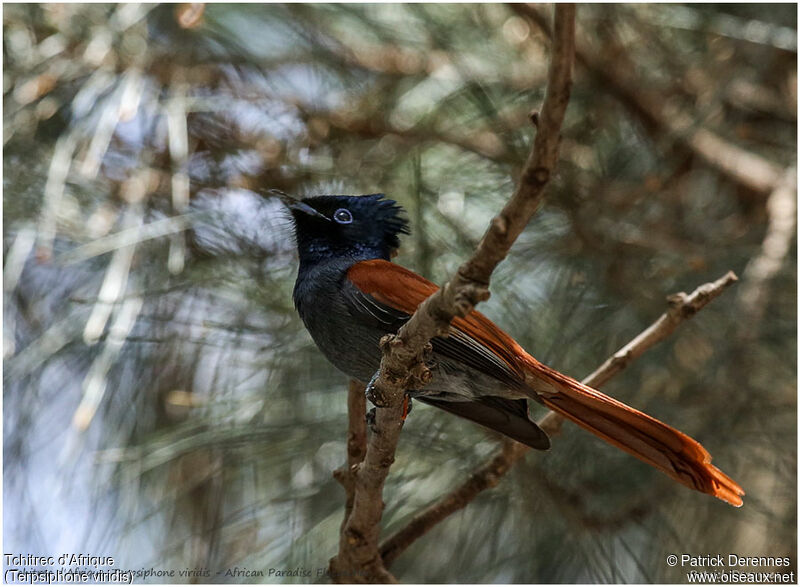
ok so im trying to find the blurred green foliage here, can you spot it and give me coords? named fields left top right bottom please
left=3, top=3, right=796, bottom=583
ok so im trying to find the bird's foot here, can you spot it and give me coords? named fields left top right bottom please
left=365, top=372, right=389, bottom=407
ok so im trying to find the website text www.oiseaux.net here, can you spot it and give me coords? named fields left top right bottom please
left=666, top=554, right=794, bottom=584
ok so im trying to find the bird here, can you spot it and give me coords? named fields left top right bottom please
left=285, top=192, right=744, bottom=507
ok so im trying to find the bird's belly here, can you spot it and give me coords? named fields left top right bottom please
left=301, top=300, right=384, bottom=383
left=304, top=311, right=522, bottom=400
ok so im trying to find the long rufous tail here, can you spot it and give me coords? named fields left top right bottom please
left=524, top=359, right=744, bottom=507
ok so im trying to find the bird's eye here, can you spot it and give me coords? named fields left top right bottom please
left=333, top=208, right=353, bottom=224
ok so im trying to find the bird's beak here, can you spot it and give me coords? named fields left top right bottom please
left=270, top=189, right=330, bottom=221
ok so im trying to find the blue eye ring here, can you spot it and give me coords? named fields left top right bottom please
left=333, top=208, right=353, bottom=224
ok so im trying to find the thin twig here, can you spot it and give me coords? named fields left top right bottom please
left=329, top=5, right=575, bottom=583
left=379, top=270, right=738, bottom=566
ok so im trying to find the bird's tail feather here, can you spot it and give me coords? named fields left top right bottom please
left=525, top=359, right=744, bottom=507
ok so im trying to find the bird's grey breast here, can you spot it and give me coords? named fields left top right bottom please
left=293, top=260, right=385, bottom=382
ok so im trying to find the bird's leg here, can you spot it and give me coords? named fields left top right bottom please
left=364, top=371, right=388, bottom=407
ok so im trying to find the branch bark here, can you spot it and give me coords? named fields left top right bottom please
left=332, top=379, right=368, bottom=532
left=379, top=270, right=739, bottom=566
left=329, top=5, right=576, bottom=583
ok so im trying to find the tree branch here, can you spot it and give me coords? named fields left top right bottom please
left=329, top=5, right=575, bottom=583
left=332, top=379, right=368, bottom=532
left=379, top=270, right=739, bottom=566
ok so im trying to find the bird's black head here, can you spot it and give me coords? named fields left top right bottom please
left=286, top=194, right=409, bottom=265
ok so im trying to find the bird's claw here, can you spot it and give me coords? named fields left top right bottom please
left=365, top=371, right=389, bottom=407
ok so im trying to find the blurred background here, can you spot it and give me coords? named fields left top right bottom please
left=3, top=3, right=796, bottom=583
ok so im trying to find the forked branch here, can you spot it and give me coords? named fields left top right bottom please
left=329, top=5, right=576, bottom=583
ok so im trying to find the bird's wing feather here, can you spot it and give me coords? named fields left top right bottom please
left=416, top=395, right=550, bottom=449
left=346, top=259, right=527, bottom=387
